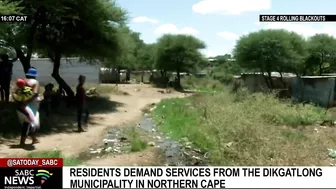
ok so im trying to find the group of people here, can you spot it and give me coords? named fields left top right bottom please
left=0, top=54, right=89, bottom=147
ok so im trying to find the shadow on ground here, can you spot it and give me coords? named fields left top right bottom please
left=0, top=95, right=124, bottom=142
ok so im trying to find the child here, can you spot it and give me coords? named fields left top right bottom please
left=76, top=75, right=89, bottom=132
left=43, top=83, right=54, bottom=116
left=13, top=78, right=34, bottom=104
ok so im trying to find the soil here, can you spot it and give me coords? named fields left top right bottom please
left=0, top=84, right=189, bottom=165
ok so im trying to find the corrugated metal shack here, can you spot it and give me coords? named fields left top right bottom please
left=12, top=58, right=100, bottom=86
left=292, top=76, right=336, bottom=107
left=237, top=72, right=296, bottom=92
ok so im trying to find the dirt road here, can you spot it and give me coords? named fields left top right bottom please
left=0, top=84, right=186, bottom=160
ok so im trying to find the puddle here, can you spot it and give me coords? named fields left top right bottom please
left=83, top=113, right=209, bottom=166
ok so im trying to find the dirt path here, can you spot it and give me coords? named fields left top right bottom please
left=0, top=84, right=186, bottom=160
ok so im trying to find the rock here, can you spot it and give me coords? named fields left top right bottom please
left=96, top=148, right=103, bottom=153
left=90, top=150, right=99, bottom=154
left=183, top=152, right=190, bottom=157
left=225, top=142, right=233, bottom=148
left=96, top=156, right=100, bottom=159
left=120, top=137, right=128, bottom=142
left=185, top=146, right=192, bottom=149
left=151, top=128, right=156, bottom=132
left=148, top=142, right=156, bottom=146
left=185, top=141, right=192, bottom=146
left=193, top=149, right=202, bottom=153
left=181, top=137, right=189, bottom=142
left=105, top=147, right=113, bottom=153
left=156, top=136, right=161, bottom=140
left=103, top=139, right=117, bottom=144
left=192, top=156, right=202, bottom=161
left=113, top=149, right=120, bottom=153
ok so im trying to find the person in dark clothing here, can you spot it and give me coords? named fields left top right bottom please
left=0, top=54, right=16, bottom=102
left=126, top=70, right=131, bottom=82
left=76, top=75, right=89, bottom=132
left=42, top=83, right=54, bottom=116
left=0, top=60, right=2, bottom=98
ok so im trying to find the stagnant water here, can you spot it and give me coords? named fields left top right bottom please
left=82, top=113, right=208, bottom=166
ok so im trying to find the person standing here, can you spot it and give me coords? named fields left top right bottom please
left=0, top=60, right=2, bottom=99
left=76, top=75, right=89, bottom=132
left=0, top=54, right=16, bottom=102
left=15, top=67, right=40, bottom=146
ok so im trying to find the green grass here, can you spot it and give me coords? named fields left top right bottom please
left=126, top=127, right=148, bottom=152
left=152, top=84, right=334, bottom=166
left=27, top=150, right=82, bottom=166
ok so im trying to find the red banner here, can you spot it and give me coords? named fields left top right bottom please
left=0, top=158, right=63, bottom=168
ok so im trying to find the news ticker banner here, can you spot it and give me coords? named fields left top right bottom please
left=1, top=158, right=336, bottom=189
left=259, top=14, right=336, bottom=22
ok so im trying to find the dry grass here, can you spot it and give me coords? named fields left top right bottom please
left=153, top=85, right=336, bottom=166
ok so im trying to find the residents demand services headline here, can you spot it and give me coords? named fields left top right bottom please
left=64, top=167, right=324, bottom=188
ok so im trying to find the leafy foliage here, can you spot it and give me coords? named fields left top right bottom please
left=234, top=29, right=307, bottom=74
left=304, top=34, right=336, bottom=75
left=154, top=34, right=206, bottom=86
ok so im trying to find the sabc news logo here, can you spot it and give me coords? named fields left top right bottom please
left=36, top=170, right=53, bottom=184
left=4, top=169, right=53, bottom=186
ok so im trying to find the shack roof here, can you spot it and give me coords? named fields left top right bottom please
left=300, top=76, right=336, bottom=78
left=240, top=72, right=296, bottom=77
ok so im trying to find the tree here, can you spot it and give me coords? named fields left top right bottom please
left=234, top=29, right=307, bottom=88
left=137, top=43, right=156, bottom=82
left=105, top=28, right=144, bottom=70
left=34, top=0, right=127, bottom=97
left=0, top=0, right=60, bottom=73
left=304, top=34, right=336, bottom=75
left=0, top=0, right=22, bottom=14
left=155, top=34, right=206, bottom=88
left=1, top=0, right=127, bottom=97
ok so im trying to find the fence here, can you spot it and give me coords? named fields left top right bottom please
left=12, top=58, right=100, bottom=86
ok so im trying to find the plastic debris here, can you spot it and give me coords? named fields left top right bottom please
left=328, top=148, right=336, bottom=158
